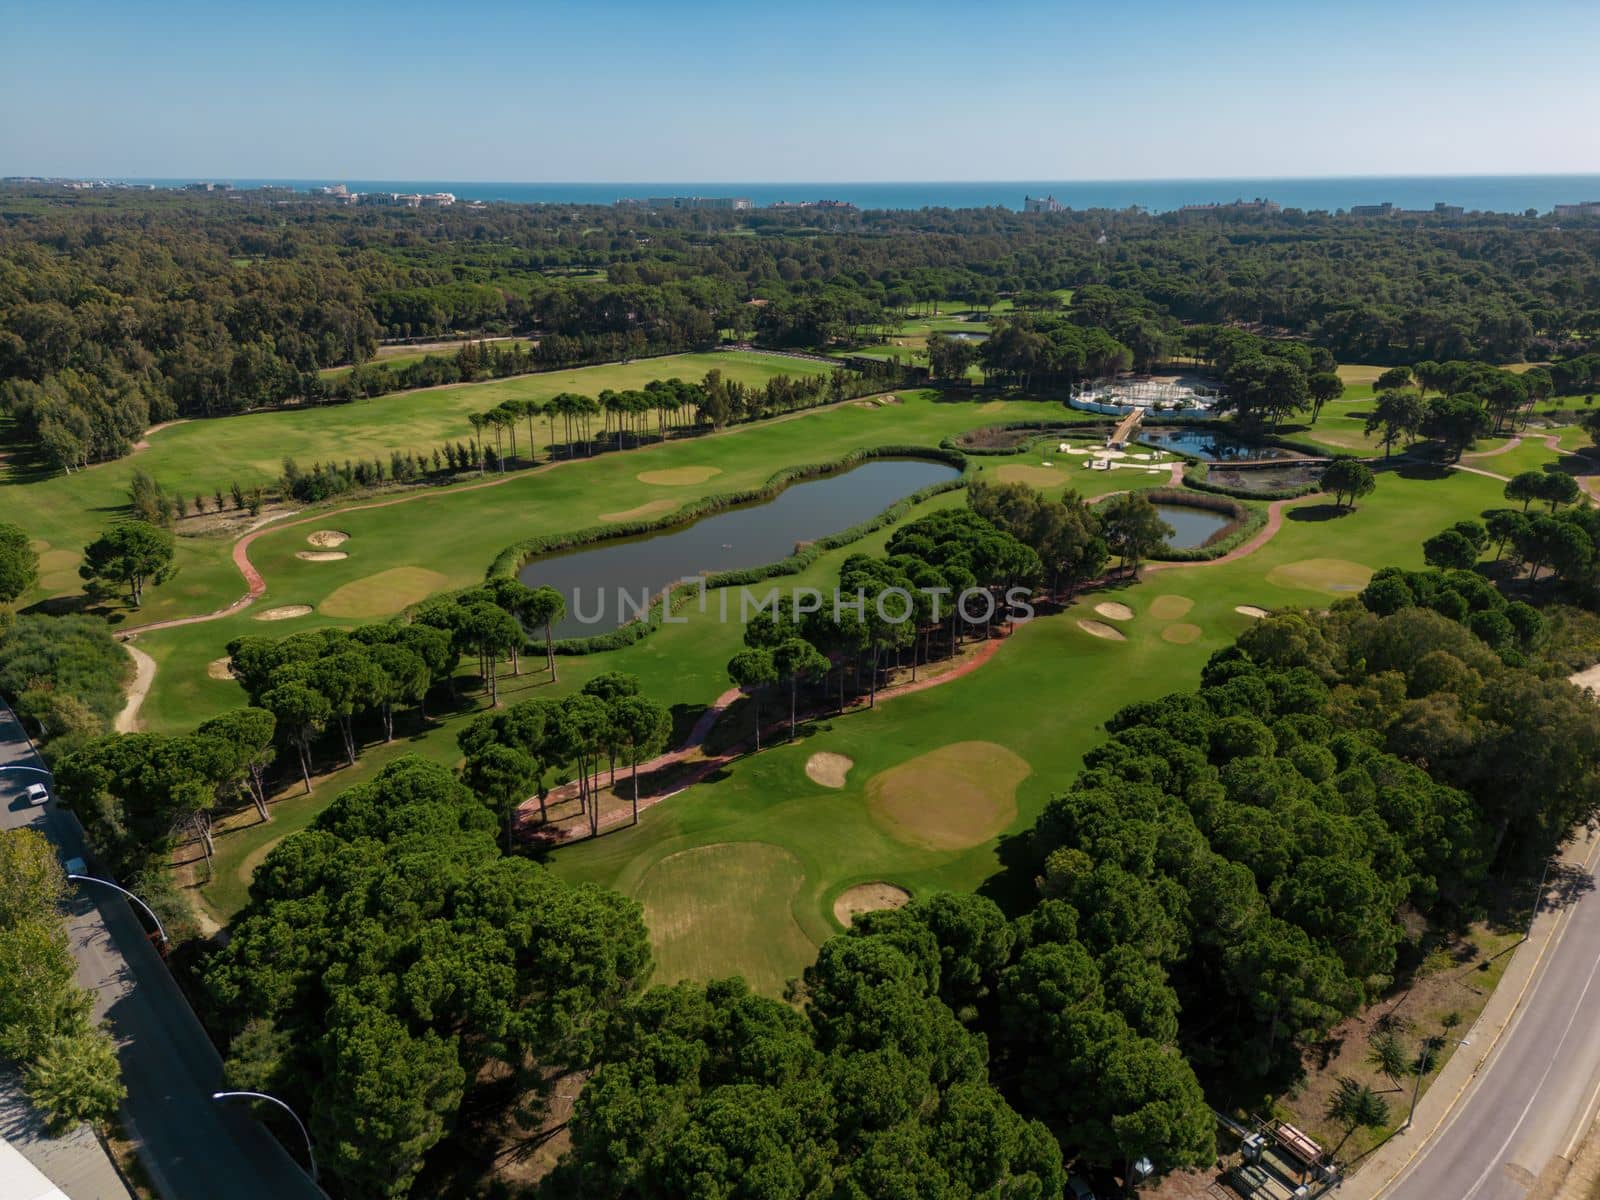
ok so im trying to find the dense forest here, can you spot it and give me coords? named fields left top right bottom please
left=3, top=185, right=1598, bottom=467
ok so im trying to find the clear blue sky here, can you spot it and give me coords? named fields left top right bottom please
left=3, top=0, right=1597, bottom=181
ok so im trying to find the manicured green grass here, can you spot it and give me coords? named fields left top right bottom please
left=0, top=351, right=837, bottom=623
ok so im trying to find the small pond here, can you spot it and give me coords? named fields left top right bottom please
left=1138, top=428, right=1297, bottom=462
left=1154, top=502, right=1236, bottom=550
left=519, top=458, right=961, bottom=638
left=1205, top=462, right=1324, bottom=493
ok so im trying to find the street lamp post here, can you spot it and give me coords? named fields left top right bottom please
left=211, top=1091, right=318, bottom=1184
left=1403, top=1035, right=1471, bottom=1129
left=66, top=874, right=169, bottom=950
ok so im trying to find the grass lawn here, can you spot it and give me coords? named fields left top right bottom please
left=1, top=351, right=837, bottom=624
left=317, top=337, right=539, bottom=381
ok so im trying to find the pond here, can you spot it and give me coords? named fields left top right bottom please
left=1205, top=462, right=1324, bottom=493
left=1154, top=502, right=1236, bottom=550
left=1138, top=427, right=1297, bottom=462
left=518, top=458, right=962, bottom=638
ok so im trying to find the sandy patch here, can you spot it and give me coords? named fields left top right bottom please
left=877, top=394, right=901, bottom=405
left=1077, top=619, right=1127, bottom=641
left=1236, top=605, right=1272, bottom=619
left=1161, top=623, right=1203, bottom=644
left=114, top=641, right=155, bottom=734
left=599, top=498, right=678, bottom=523
left=1149, top=594, right=1194, bottom=620
left=1265, top=558, right=1375, bottom=594
left=306, top=530, right=349, bottom=548
left=1094, top=602, right=1135, bottom=622
left=833, top=882, right=912, bottom=928
left=805, top=752, right=854, bottom=788
left=255, top=604, right=313, bottom=621
left=1570, top=665, right=1600, bottom=695
left=206, top=657, right=236, bottom=681
left=637, top=466, right=722, bottom=486
left=320, top=566, right=452, bottom=618
left=867, top=741, right=1031, bottom=851
left=994, top=465, right=1065, bottom=488
left=295, top=550, right=348, bottom=561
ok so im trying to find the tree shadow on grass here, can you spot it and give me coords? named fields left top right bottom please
left=1286, top=504, right=1356, bottom=523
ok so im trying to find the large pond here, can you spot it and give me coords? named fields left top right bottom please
left=1138, top=428, right=1297, bottom=462
left=519, top=458, right=961, bottom=638
left=1154, top=502, right=1236, bottom=550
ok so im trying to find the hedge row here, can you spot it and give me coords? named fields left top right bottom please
left=1141, top=487, right=1267, bottom=563
left=477, top=445, right=971, bottom=654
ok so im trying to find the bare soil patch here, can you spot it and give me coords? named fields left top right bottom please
left=1094, top=601, right=1135, bottom=622
left=832, top=882, right=912, bottom=927
left=637, top=466, right=722, bottom=486
left=1077, top=619, right=1127, bottom=641
left=866, top=741, right=1031, bottom=851
left=1161, top=622, right=1203, bottom=644
left=1571, top=665, right=1600, bottom=694
left=1149, top=594, right=1194, bottom=620
left=206, top=657, right=235, bottom=681
left=294, top=550, right=348, bottom=561
left=255, top=604, right=313, bottom=621
left=306, top=530, right=349, bottom=548
left=599, top=498, right=678, bottom=522
left=1236, top=604, right=1271, bottom=619
left=805, top=752, right=854, bottom=788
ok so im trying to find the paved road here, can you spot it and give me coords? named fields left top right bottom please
left=0, top=703, right=322, bottom=1200
left=1382, top=838, right=1600, bottom=1200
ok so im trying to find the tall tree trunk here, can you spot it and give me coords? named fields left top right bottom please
left=298, top=740, right=312, bottom=794
left=632, top=760, right=640, bottom=826
left=752, top=699, right=761, bottom=752
left=790, top=676, right=798, bottom=740
left=248, top=768, right=270, bottom=821
left=545, top=625, right=558, bottom=681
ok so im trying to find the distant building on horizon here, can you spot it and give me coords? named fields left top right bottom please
left=1349, top=200, right=1465, bottom=218
left=769, top=198, right=859, bottom=212
left=640, top=195, right=753, bottom=211
left=1555, top=201, right=1600, bottom=218
left=1023, top=194, right=1064, bottom=213
left=1177, top=197, right=1280, bottom=215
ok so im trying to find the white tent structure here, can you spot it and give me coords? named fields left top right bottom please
left=0, top=1139, right=69, bottom=1200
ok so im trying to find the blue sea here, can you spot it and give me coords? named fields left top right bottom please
left=125, top=176, right=1600, bottom=215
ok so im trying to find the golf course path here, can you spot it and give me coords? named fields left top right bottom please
left=1449, top=462, right=1513, bottom=483
left=1147, top=491, right=1325, bottom=573
left=114, top=640, right=157, bottom=733
left=1462, top=435, right=1524, bottom=458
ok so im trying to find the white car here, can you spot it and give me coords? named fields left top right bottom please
left=24, top=782, right=49, bottom=806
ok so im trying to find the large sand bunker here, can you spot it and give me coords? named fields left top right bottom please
left=306, top=530, right=349, bottom=548
left=1077, top=619, right=1127, bottom=641
left=1149, top=595, right=1194, bottom=620
left=255, top=605, right=312, bottom=621
left=833, top=882, right=912, bottom=928
left=1236, top=605, right=1271, bottom=619
left=1161, top=623, right=1203, bottom=644
left=637, top=466, right=722, bottom=486
left=1094, top=602, right=1135, bottom=622
left=600, top=499, right=678, bottom=522
left=206, top=657, right=236, bottom=681
left=805, top=752, right=854, bottom=788
left=295, top=551, right=348, bottom=561
left=866, top=741, right=1031, bottom=851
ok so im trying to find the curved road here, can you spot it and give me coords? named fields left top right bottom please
left=1, top=703, right=322, bottom=1200
left=1376, top=832, right=1600, bottom=1200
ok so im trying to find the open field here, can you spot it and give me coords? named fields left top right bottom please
left=317, top=337, right=539, bottom=380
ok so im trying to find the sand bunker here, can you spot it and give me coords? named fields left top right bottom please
left=1094, top=602, right=1135, bottom=622
left=255, top=605, right=312, bottom=621
left=295, top=550, right=348, bottom=561
left=206, top=657, right=235, bottom=681
left=600, top=499, right=677, bottom=523
left=1265, top=558, right=1374, bottom=595
left=1149, top=595, right=1194, bottom=620
left=637, top=466, right=722, bottom=486
left=1161, top=623, right=1203, bottom=644
left=1077, top=619, right=1127, bottom=641
left=1236, top=605, right=1271, bottom=619
left=805, top=752, right=854, bottom=788
left=867, top=741, right=1031, bottom=851
left=833, top=882, right=912, bottom=928
left=306, top=530, right=348, bottom=548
